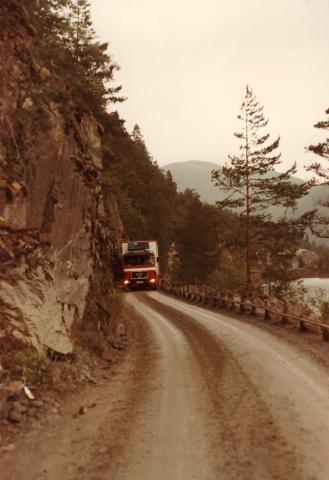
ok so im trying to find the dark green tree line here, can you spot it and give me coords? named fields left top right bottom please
left=26, top=2, right=310, bottom=290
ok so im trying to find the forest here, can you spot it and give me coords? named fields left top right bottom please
left=23, top=0, right=329, bottom=296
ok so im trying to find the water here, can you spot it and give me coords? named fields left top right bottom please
left=302, top=278, right=329, bottom=297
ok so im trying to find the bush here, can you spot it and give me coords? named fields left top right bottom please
left=2, top=348, right=50, bottom=384
left=207, top=249, right=245, bottom=291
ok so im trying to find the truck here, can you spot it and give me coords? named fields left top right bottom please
left=121, top=240, right=160, bottom=290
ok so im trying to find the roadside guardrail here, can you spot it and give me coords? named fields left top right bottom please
left=162, top=282, right=329, bottom=342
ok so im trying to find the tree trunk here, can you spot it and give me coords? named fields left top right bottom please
left=245, top=112, right=251, bottom=292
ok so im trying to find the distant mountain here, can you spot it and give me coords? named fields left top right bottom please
left=163, top=159, right=329, bottom=222
left=162, top=160, right=222, bottom=204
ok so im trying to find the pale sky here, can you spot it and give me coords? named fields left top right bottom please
left=90, top=0, right=329, bottom=176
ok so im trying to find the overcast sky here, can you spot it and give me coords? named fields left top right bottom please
left=90, top=0, right=329, bottom=176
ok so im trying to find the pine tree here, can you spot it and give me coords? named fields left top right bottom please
left=307, top=107, right=329, bottom=237
left=131, top=124, right=144, bottom=144
left=175, top=191, right=220, bottom=284
left=67, top=0, right=124, bottom=112
left=35, top=0, right=124, bottom=118
left=260, top=217, right=308, bottom=296
left=212, top=85, right=310, bottom=292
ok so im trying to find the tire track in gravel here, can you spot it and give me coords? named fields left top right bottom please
left=139, top=292, right=303, bottom=480
left=119, top=293, right=220, bottom=480
left=3, top=290, right=326, bottom=480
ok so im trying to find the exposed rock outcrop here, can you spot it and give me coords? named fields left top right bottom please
left=0, top=2, right=123, bottom=354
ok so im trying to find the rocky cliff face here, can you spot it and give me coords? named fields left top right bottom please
left=0, top=2, right=123, bottom=355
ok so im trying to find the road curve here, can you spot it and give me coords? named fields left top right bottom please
left=2, top=290, right=329, bottom=480
left=133, top=291, right=329, bottom=480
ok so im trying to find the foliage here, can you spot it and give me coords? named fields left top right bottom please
left=207, top=249, right=245, bottom=290
left=32, top=0, right=124, bottom=119
left=21, top=2, right=314, bottom=296
left=1, top=348, right=50, bottom=384
left=21, top=0, right=245, bottom=287
left=31, top=106, right=53, bottom=131
left=102, top=118, right=178, bottom=268
left=260, top=213, right=315, bottom=296
left=172, top=190, right=219, bottom=283
left=212, top=85, right=311, bottom=291
left=307, top=107, right=329, bottom=237
left=299, top=236, right=329, bottom=272
left=24, top=0, right=234, bottom=285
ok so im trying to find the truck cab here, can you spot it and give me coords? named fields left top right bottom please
left=122, top=240, right=159, bottom=290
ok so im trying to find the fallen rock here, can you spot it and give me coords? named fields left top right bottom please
left=0, top=444, right=16, bottom=453
left=78, top=406, right=87, bottom=415
left=85, top=372, right=97, bottom=384
left=26, top=407, right=39, bottom=418
left=116, top=323, right=126, bottom=337
left=6, top=380, right=24, bottom=399
left=30, top=400, right=43, bottom=409
left=0, top=246, right=14, bottom=262
left=111, top=341, right=124, bottom=351
left=8, top=409, right=24, bottom=423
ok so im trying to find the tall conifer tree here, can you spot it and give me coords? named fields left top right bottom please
left=212, top=86, right=309, bottom=291
left=307, top=107, right=329, bottom=237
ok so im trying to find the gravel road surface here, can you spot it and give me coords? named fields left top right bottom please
left=1, top=291, right=329, bottom=480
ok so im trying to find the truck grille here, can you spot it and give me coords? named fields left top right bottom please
left=132, top=271, right=148, bottom=280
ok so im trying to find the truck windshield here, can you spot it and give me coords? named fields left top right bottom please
left=124, top=254, right=155, bottom=267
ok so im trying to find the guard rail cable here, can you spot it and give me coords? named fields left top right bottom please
left=161, top=282, right=329, bottom=342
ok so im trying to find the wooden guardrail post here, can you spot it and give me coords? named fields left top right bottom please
left=264, top=301, right=270, bottom=321
left=281, top=300, right=288, bottom=325
left=251, top=303, right=257, bottom=316
left=224, top=296, right=229, bottom=309
left=239, top=301, right=245, bottom=314
left=230, top=297, right=235, bottom=311
left=322, top=327, right=329, bottom=342
left=299, top=320, right=307, bottom=332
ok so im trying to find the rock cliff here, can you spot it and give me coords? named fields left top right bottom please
left=0, top=1, right=123, bottom=355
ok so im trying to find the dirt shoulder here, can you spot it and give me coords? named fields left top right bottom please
left=0, top=301, right=154, bottom=479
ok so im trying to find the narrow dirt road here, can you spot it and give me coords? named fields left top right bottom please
left=2, top=291, right=329, bottom=479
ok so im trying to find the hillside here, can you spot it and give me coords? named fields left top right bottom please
left=163, top=160, right=328, bottom=218
left=163, top=160, right=222, bottom=204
